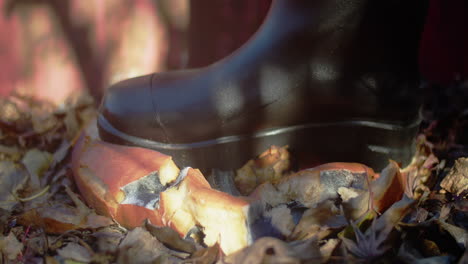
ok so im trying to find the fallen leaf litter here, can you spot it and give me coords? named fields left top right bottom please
left=0, top=89, right=466, bottom=263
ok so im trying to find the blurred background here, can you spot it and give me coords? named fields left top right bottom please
left=0, top=0, right=270, bottom=105
left=0, top=0, right=467, bottom=106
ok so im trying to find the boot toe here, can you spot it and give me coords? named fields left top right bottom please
left=99, top=74, right=159, bottom=141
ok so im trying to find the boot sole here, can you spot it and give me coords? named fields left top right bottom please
left=98, top=114, right=420, bottom=171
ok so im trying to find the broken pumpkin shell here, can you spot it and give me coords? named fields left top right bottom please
left=72, top=126, right=263, bottom=255
left=71, top=126, right=179, bottom=227
left=159, top=167, right=264, bottom=254
left=250, top=162, right=377, bottom=208
left=72, top=121, right=404, bottom=256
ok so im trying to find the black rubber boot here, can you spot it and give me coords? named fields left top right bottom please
left=98, top=0, right=428, bottom=170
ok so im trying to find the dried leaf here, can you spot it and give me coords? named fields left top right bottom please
left=440, top=157, right=468, bottom=196
left=341, top=195, right=415, bottom=260
left=223, top=237, right=299, bottom=264
left=57, top=242, right=93, bottom=263
left=65, top=186, right=114, bottom=228
left=18, top=187, right=113, bottom=233
left=291, top=200, right=347, bottom=241
left=145, top=220, right=197, bottom=254
left=92, top=227, right=126, bottom=253
left=0, top=144, right=21, bottom=157
left=0, top=160, right=29, bottom=210
left=117, top=227, right=177, bottom=264
left=85, top=213, right=115, bottom=229
left=0, top=232, right=24, bottom=261
left=373, top=195, right=416, bottom=232
left=414, top=207, right=430, bottom=223
left=186, top=244, right=220, bottom=264
left=40, top=140, right=72, bottom=186
left=23, top=236, right=47, bottom=257
left=0, top=98, right=22, bottom=123
left=63, top=108, right=80, bottom=140
left=436, top=220, right=467, bottom=249
left=31, top=110, right=59, bottom=134
left=21, top=148, right=53, bottom=188
left=319, top=239, right=340, bottom=262
left=400, top=135, right=438, bottom=199
left=51, top=140, right=71, bottom=166
left=18, top=207, right=78, bottom=234
left=0, top=208, right=10, bottom=234
left=287, top=237, right=322, bottom=261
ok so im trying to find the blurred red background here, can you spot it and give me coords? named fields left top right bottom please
left=0, top=0, right=466, bottom=106
left=0, top=0, right=270, bottom=105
